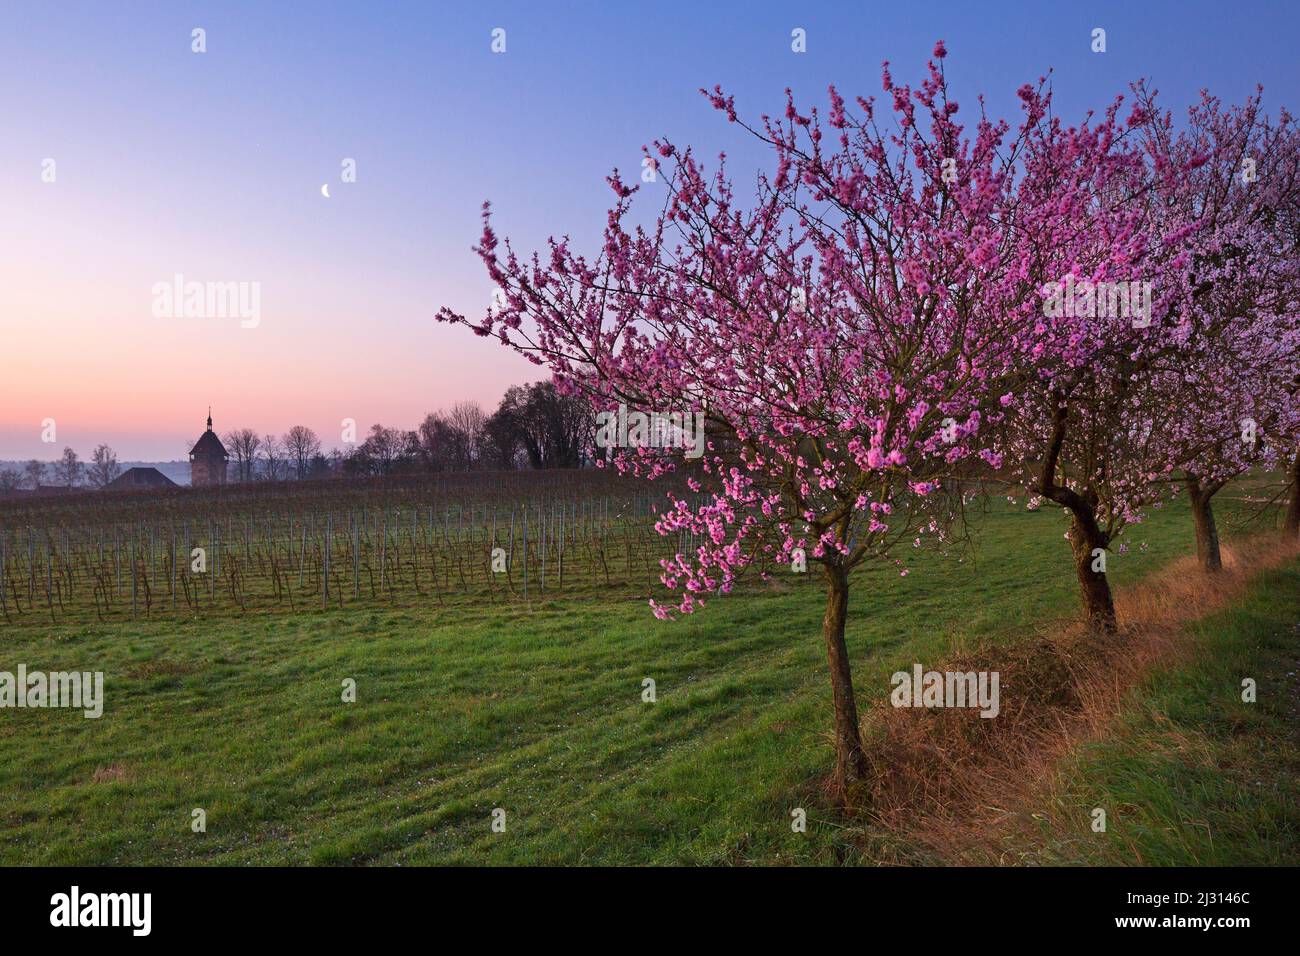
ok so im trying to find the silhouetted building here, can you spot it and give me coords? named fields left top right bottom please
left=106, top=467, right=177, bottom=491
left=189, top=410, right=229, bottom=487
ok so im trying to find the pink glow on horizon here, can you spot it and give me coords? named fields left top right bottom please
left=0, top=166, right=537, bottom=461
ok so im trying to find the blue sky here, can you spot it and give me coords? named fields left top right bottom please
left=1, top=0, right=1296, bottom=459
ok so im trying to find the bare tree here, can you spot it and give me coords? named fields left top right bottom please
left=55, top=447, right=82, bottom=487
left=88, top=443, right=122, bottom=488
left=350, top=424, right=416, bottom=476
left=223, top=429, right=261, bottom=482
left=487, top=382, right=592, bottom=468
left=283, top=425, right=321, bottom=479
left=23, top=460, right=45, bottom=490
left=416, top=412, right=457, bottom=471
left=0, top=468, right=22, bottom=495
left=414, top=404, right=486, bottom=471
left=446, top=401, right=486, bottom=468
left=481, top=408, right=522, bottom=468
left=260, top=434, right=287, bottom=482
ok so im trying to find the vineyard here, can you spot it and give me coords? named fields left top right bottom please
left=0, top=471, right=714, bottom=624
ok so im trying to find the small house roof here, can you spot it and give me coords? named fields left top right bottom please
left=107, top=467, right=177, bottom=490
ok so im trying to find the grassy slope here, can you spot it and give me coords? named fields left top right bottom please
left=1004, top=562, right=1300, bottom=865
left=0, top=495, right=1290, bottom=865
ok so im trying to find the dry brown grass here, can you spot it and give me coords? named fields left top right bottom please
left=125, top=660, right=198, bottom=680
left=89, top=764, right=129, bottom=784
left=855, top=535, right=1300, bottom=863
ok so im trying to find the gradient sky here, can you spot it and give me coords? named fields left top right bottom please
left=2, top=0, right=1297, bottom=460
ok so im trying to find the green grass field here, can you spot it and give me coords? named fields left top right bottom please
left=1, top=493, right=1295, bottom=865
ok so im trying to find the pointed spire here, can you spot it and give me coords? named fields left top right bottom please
left=207, top=406, right=213, bottom=431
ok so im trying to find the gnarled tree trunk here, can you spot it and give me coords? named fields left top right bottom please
left=1066, top=509, right=1117, bottom=634
left=1186, top=475, right=1224, bottom=572
left=821, top=563, right=867, bottom=798
left=1039, top=394, right=1117, bottom=634
left=1285, top=449, right=1300, bottom=539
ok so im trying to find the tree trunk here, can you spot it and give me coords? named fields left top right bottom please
left=1186, top=476, right=1223, bottom=572
left=1037, top=395, right=1117, bottom=634
left=1285, top=449, right=1300, bottom=539
left=1068, top=510, right=1117, bottom=634
left=821, top=563, right=868, bottom=797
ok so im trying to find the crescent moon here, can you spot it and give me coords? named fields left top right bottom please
left=321, top=183, right=330, bottom=198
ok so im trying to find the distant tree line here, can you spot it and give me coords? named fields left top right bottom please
left=0, top=444, right=121, bottom=493
left=222, top=380, right=595, bottom=482
left=338, top=381, right=594, bottom=479
left=0, top=381, right=596, bottom=493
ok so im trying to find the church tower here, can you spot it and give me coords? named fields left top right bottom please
left=189, top=408, right=229, bottom=487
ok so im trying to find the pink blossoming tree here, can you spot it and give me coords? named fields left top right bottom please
left=439, top=47, right=1130, bottom=793
left=991, top=87, right=1209, bottom=632
left=1133, top=87, right=1300, bottom=568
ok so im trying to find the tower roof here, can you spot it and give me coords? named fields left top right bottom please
left=190, top=424, right=228, bottom=459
